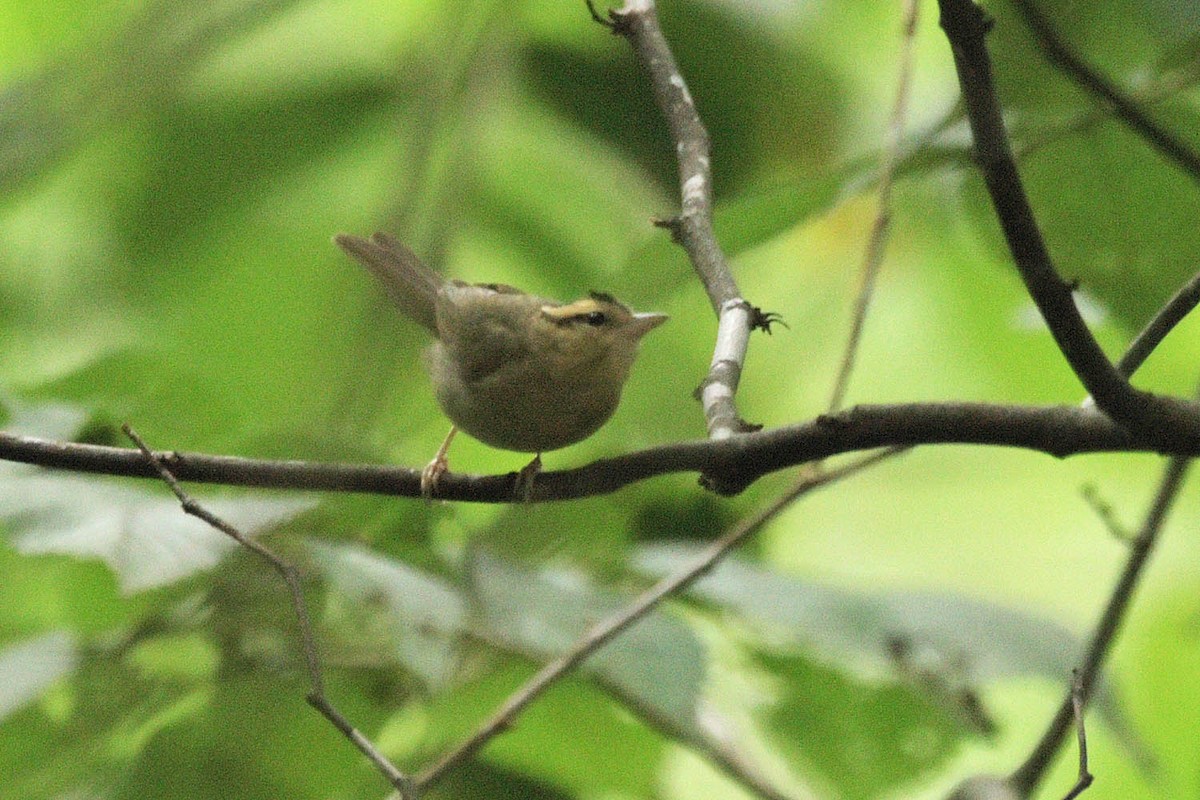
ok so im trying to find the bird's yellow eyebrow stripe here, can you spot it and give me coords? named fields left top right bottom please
left=540, top=297, right=605, bottom=320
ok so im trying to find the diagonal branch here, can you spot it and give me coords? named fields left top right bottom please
left=1115, top=266, right=1200, bottom=378
left=415, top=446, right=903, bottom=797
left=828, top=0, right=921, bottom=413
left=594, top=0, right=762, bottom=445
left=1009, top=453, right=1190, bottom=796
left=1009, top=0, right=1200, bottom=184
left=122, top=425, right=417, bottom=799
left=936, top=0, right=1200, bottom=446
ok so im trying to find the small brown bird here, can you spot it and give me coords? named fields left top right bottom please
left=335, top=232, right=667, bottom=496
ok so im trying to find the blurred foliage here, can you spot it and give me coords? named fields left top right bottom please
left=2, top=1, right=1200, bottom=799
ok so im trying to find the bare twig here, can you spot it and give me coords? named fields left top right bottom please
left=1116, top=266, right=1200, bottom=379
left=936, top=0, right=1200, bottom=445
left=122, top=424, right=417, bottom=800
left=1078, top=484, right=1130, bottom=541
left=1060, top=671, right=1094, bottom=800
left=828, top=0, right=920, bottom=413
left=415, top=447, right=905, bottom=795
left=2, top=401, right=1174, bottom=501
left=595, top=0, right=758, bottom=443
left=1009, top=453, right=1191, bottom=795
left=1009, top=0, right=1200, bottom=184
left=987, top=274, right=1200, bottom=795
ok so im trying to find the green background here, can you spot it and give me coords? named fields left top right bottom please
left=2, top=0, right=1200, bottom=798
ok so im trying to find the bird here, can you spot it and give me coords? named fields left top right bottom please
left=334, top=232, right=667, bottom=498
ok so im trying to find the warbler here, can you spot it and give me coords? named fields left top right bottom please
left=335, top=232, right=667, bottom=497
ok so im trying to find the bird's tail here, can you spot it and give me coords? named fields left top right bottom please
left=334, top=232, right=443, bottom=333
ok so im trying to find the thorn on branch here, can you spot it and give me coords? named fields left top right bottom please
left=651, top=214, right=684, bottom=243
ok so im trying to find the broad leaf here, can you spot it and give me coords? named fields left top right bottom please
left=0, top=464, right=313, bottom=593
left=468, top=549, right=706, bottom=736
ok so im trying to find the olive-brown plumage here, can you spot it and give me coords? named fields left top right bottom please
left=335, top=232, right=666, bottom=493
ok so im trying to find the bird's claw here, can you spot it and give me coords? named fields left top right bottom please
left=420, top=453, right=449, bottom=500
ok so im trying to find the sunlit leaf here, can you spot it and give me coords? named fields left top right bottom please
left=0, top=464, right=313, bottom=593
left=469, top=549, right=706, bottom=736
left=0, top=631, right=78, bottom=721
left=307, top=540, right=465, bottom=689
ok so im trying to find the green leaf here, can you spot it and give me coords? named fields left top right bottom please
left=634, top=543, right=1136, bottom=746
left=422, top=660, right=665, bottom=798
left=0, top=631, right=78, bottom=721
left=307, top=540, right=466, bottom=689
left=0, top=463, right=313, bottom=593
left=468, top=549, right=706, bottom=736
left=755, top=648, right=963, bottom=800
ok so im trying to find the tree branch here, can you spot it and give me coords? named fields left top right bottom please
left=0, top=401, right=1163, bottom=501
left=936, top=0, right=1200, bottom=445
left=1060, top=671, right=1094, bottom=800
left=122, top=425, right=417, bottom=799
left=1009, top=453, right=1191, bottom=796
left=415, top=447, right=902, bottom=797
left=828, top=0, right=920, bottom=413
left=1009, top=0, right=1200, bottom=184
left=1116, top=265, right=1200, bottom=378
left=595, top=0, right=760, bottom=442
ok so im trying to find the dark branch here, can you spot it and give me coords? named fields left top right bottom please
left=0, top=401, right=1167, bottom=502
left=1117, top=266, right=1200, bottom=378
left=1010, top=454, right=1191, bottom=795
left=1010, top=0, right=1200, bottom=184
left=936, top=0, right=1200, bottom=445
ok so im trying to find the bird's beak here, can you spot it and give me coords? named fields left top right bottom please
left=631, top=312, right=669, bottom=337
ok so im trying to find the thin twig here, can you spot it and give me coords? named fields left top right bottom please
left=415, top=446, right=905, bottom=795
left=1078, top=484, right=1130, bottom=541
left=1116, top=266, right=1200, bottom=378
left=1, top=401, right=1174, bottom=501
left=1060, top=671, right=1094, bottom=800
left=936, top=0, right=1200, bottom=445
left=1009, top=453, right=1191, bottom=795
left=1006, top=276, right=1200, bottom=795
left=122, top=424, right=417, bottom=800
left=597, top=0, right=759, bottom=443
left=1009, top=0, right=1200, bottom=184
left=827, top=0, right=920, bottom=413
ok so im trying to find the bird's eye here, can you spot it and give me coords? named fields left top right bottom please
left=584, top=311, right=607, bottom=326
